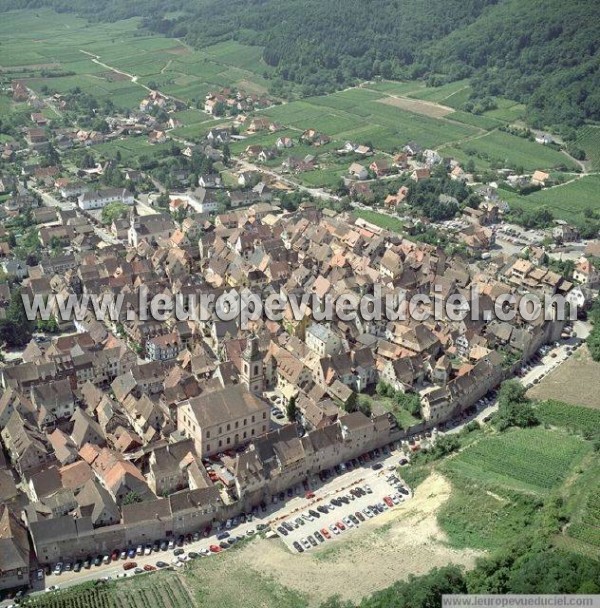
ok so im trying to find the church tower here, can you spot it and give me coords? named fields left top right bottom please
left=241, top=333, right=263, bottom=395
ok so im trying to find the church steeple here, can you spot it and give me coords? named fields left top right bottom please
left=241, top=333, right=263, bottom=394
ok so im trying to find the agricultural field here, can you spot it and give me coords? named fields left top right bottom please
left=437, top=424, right=597, bottom=553
left=442, top=427, right=590, bottom=494
left=441, top=130, right=578, bottom=173
left=575, top=124, right=600, bottom=170
left=527, top=344, right=600, bottom=408
left=24, top=573, right=193, bottom=608
left=536, top=399, right=600, bottom=437
left=407, top=79, right=472, bottom=108
left=261, top=88, right=481, bottom=152
left=0, top=9, right=272, bottom=111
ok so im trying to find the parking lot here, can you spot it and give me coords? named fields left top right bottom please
left=273, top=469, right=411, bottom=553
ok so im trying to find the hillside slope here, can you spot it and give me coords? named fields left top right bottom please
left=3, top=0, right=599, bottom=130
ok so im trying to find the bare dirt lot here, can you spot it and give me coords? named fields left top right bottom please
left=211, top=474, right=482, bottom=606
left=376, top=96, right=454, bottom=118
left=527, top=346, right=600, bottom=409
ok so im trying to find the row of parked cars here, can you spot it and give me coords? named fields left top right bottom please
left=280, top=483, right=410, bottom=552
left=51, top=532, right=208, bottom=576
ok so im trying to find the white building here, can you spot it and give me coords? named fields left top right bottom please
left=78, top=188, right=134, bottom=211
left=305, top=323, right=343, bottom=357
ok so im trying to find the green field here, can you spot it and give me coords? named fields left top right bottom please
left=261, top=88, right=480, bottom=152
left=500, top=174, right=600, bottom=223
left=444, top=427, right=589, bottom=494
left=352, top=209, right=405, bottom=233
left=437, top=426, right=595, bottom=551
left=407, top=79, right=472, bottom=107
left=575, top=125, right=600, bottom=170
left=441, top=130, right=578, bottom=172
left=536, top=400, right=600, bottom=438
left=0, top=10, right=272, bottom=110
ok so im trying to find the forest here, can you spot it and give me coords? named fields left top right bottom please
left=2, top=0, right=598, bottom=132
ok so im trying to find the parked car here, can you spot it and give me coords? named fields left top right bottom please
left=123, top=562, right=137, bottom=571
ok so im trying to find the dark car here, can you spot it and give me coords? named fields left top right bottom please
left=156, top=561, right=169, bottom=568
left=217, top=532, right=230, bottom=540
left=372, top=463, right=383, bottom=470
left=219, top=541, right=229, bottom=549
left=398, top=486, right=409, bottom=495
left=93, top=556, right=102, bottom=567
left=314, top=531, right=324, bottom=543
left=173, top=548, right=184, bottom=556
left=188, top=552, right=199, bottom=559
left=339, top=496, right=350, bottom=505
left=283, top=521, right=294, bottom=532
left=307, top=536, right=317, bottom=547
left=277, top=526, right=288, bottom=536
left=349, top=514, right=359, bottom=525
left=317, top=505, right=329, bottom=514
left=176, top=535, right=185, bottom=547
left=308, top=509, right=320, bottom=519
left=355, top=511, right=365, bottom=522
left=293, top=541, right=304, bottom=553
left=73, top=562, right=82, bottom=573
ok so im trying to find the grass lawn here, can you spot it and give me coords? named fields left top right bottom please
left=352, top=209, right=404, bottom=233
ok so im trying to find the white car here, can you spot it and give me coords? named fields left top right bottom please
left=363, top=508, right=373, bottom=518
left=246, top=528, right=256, bottom=536
left=342, top=517, right=354, bottom=528
left=303, top=513, right=314, bottom=522
left=329, top=524, right=340, bottom=535
left=301, top=538, right=310, bottom=549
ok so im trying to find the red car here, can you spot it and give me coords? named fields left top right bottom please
left=320, top=528, right=331, bottom=539
left=305, top=491, right=315, bottom=499
left=209, top=545, right=222, bottom=553
left=143, top=564, right=156, bottom=572
left=123, top=562, right=137, bottom=571
left=383, top=496, right=394, bottom=508
left=336, top=521, right=346, bottom=531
